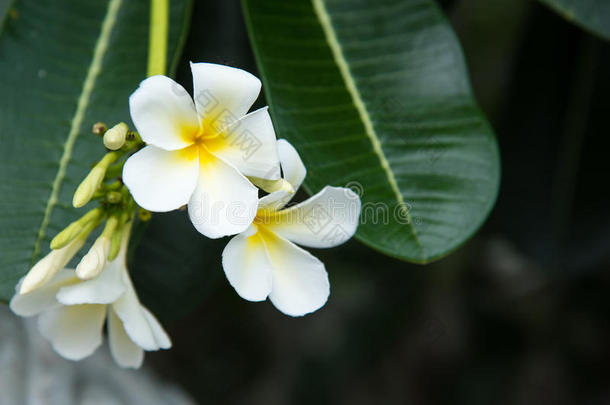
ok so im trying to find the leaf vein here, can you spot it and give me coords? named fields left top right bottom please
left=30, top=0, right=123, bottom=265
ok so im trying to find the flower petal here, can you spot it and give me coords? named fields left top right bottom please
left=258, top=189, right=294, bottom=212
left=264, top=186, right=361, bottom=248
left=207, top=108, right=280, bottom=180
left=221, top=226, right=273, bottom=302
left=254, top=139, right=306, bottom=211
left=277, top=139, right=306, bottom=192
left=108, top=308, right=144, bottom=369
left=56, top=259, right=126, bottom=305
left=111, top=270, right=159, bottom=351
left=141, top=307, right=172, bottom=349
left=123, top=145, right=199, bottom=212
left=129, top=75, right=199, bottom=150
left=37, top=304, right=106, bottom=361
left=10, top=270, right=77, bottom=317
left=190, top=62, right=261, bottom=126
left=187, top=151, right=258, bottom=238
left=262, top=230, right=329, bottom=317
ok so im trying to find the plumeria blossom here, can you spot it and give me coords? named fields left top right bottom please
left=222, top=140, right=362, bottom=317
left=10, top=228, right=170, bottom=368
left=123, top=62, right=281, bottom=238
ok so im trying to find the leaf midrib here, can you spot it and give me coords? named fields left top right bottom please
left=30, top=0, right=123, bottom=265
left=310, top=0, right=426, bottom=261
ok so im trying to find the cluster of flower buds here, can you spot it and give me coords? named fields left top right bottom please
left=11, top=121, right=167, bottom=368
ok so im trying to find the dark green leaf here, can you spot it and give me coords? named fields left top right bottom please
left=539, top=0, right=610, bottom=41
left=242, top=0, right=500, bottom=263
left=0, top=0, right=192, bottom=301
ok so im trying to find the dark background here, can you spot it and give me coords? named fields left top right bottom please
left=134, top=0, right=610, bottom=403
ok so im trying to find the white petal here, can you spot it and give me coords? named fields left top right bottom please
left=265, top=186, right=361, bottom=248
left=108, top=309, right=144, bottom=369
left=263, top=231, right=329, bottom=317
left=37, top=304, right=106, bottom=361
left=190, top=62, right=261, bottom=125
left=277, top=139, right=306, bottom=192
left=129, top=75, right=200, bottom=150
left=111, top=270, right=158, bottom=351
left=141, top=307, right=172, bottom=349
left=258, top=189, right=294, bottom=212
left=10, top=270, right=77, bottom=317
left=123, top=145, right=199, bottom=212
left=56, top=258, right=126, bottom=305
left=208, top=108, right=280, bottom=180
left=221, top=226, right=273, bottom=302
left=187, top=151, right=258, bottom=238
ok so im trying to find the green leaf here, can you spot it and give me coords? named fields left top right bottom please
left=539, top=0, right=610, bottom=41
left=0, top=0, right=192, bottom=302
left=242, top=0, right=500, bottom=263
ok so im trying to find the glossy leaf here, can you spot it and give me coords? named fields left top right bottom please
left=539, top=0, right=610, bottom=41
left=0, top=0, right=192, bottom=301
left=242, top=0, right=500, bottom=263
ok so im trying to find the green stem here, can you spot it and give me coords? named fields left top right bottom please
left=147, top=0, right=169, bottom=76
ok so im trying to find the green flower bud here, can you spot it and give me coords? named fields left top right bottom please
left=106, top=191, right=122, bottom=204
left=107, top=213, right=128, bottom=262
left=72, top=152, right=120, bottom=208
left=50, top=208, right=102, bottom=250
left=138, top=209, right=152, bottom=222
left=103, top=122, right=128, bottom=150
left=73, top=166, right=106, bottom=208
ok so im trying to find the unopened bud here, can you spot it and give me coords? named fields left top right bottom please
left=72, top=152, right=120, bottom=208
left=103, top=122, right=128, bottom=150
left=108, top=215, right=127, bottom=262
left=138, top=209, right=152, bottom=222
left=75, top=215, right=119, bottom=279
left=92, top=122, right=107, bottom=136
left=50, top=208, right=102, bottom=250
left=75, top=237, right=110, bottom=280
left=106, top=191, right=122, bottom=204
left=20, top=237, right=85, bottom=294
left=73, top=166, right=105, bottom=208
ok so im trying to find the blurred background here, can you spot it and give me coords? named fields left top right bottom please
left=5, top=0, right=610, bottom=404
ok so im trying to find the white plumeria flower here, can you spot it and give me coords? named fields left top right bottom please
left=222, top=140, right=362, bottom=317
left=123, top=62, right=281, bottom=238
left=10, top=231, right=170, bottom=368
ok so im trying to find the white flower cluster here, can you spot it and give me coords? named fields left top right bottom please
left=12, top=63, right=361, bottom=368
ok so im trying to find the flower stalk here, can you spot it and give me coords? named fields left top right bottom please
left=147, top=0, right=169, bottom=77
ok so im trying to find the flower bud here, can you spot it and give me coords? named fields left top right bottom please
left=20, top=236, right=85, bottom=294
left=73, top=166, right=106, bottom=208
left=92, top=122, right=107, bottom=136
left=75, top=236, right=110, bottom=280
left=106, top=191, right=122, bottom=204
left=50, top=208, right=102, bottom=250
left=138, top=209, right=152, bottom=222
left=72, top=152, right=120, bottom=208
left=76, top=216, right=118, bottom=280
left=103, top=122, right=128, bottom=150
